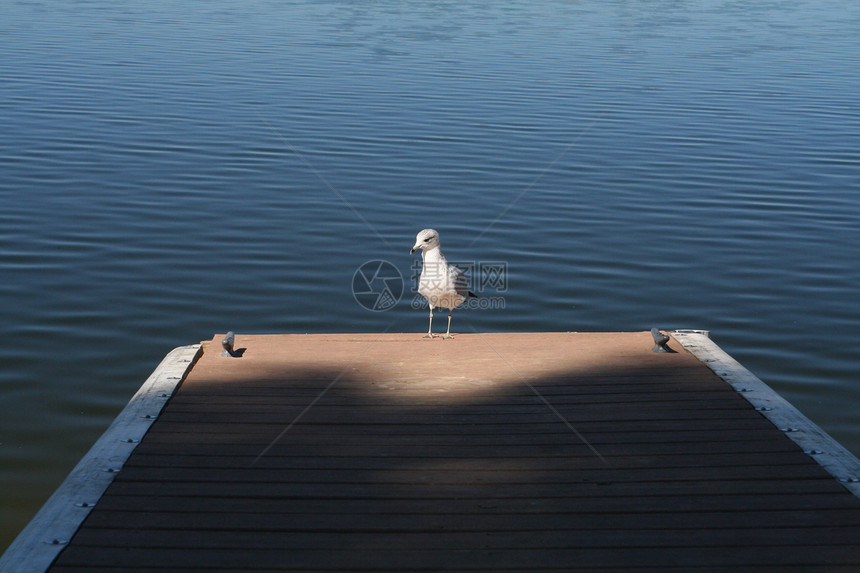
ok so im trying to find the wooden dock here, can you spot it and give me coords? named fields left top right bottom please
left=3, top=331, right=860, bottom=571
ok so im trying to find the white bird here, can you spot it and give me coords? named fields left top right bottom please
left=410, top=228, right=475, bottom=339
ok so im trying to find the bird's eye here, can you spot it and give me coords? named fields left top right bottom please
left=424, top=237, right=431, bottom=242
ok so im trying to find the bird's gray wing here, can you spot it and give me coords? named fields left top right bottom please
left=449, top=264, right=470, bottom=298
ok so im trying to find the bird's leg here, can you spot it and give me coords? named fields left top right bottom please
left=423, top=308, right=435, bottom=338
left=441, top=309, right=455, bottom=339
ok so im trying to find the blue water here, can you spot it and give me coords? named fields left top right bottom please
left=2, top=0, right=860, bottom=552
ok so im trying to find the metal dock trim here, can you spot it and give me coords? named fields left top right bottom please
left=673, top=329, right=860, bottom=498
left=0, top=344, right=202, bottom=573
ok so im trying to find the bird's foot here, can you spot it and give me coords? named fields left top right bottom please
left=441, top=333, right=455, bottom=340
left=423, top=333, right=436, bottom=339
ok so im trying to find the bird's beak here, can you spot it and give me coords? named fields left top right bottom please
left=410, top=245, right=419, bottom=254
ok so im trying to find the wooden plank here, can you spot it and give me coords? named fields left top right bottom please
left=135, top=417, right=779, bottom=442
left=90, top=478, right=856, bottom=504
left=48, top=544, right=860, bottom=570
left=108, top=455, right=823, bottom=486
left=139, top=408, right=766, bottom=431
left=173, top=373, right=725, bottom=396
left=162, top=392, right=745, bottom=410
left=77, top=496, right=860, bottom=529
left=117, top=448, right=816, bottom=468
left=125, top=439, right=804, bottom=465
left=141, top=416, right=777, bottom=436
left=63, top=525, right=860, bottom=550
left=102, top=476, right=852, bottom=500
left=146, top=404, right=760, bottom=425
left=79, top=511, right=857, bottom=536
left=99, top=467, right=835, bottom=499
left=129, top=430, right=793, bottom=452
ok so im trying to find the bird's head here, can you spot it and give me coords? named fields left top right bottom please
left=410, top=228, right=440, bottom=254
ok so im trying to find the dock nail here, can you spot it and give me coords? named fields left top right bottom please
left=651, top=328, right=670, bottom=353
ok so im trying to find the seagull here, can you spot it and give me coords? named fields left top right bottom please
left=410, top=228, right=476, bottom=339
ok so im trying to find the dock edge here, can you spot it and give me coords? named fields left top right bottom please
left=0, top=344, right=202, bottom=573
left=672, top=329, right=860, bottom=499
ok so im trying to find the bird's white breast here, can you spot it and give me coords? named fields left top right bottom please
left=418, top=249, right=468, bottom=310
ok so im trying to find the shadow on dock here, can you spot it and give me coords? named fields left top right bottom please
left=46, top=333, right=860, bottom=571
